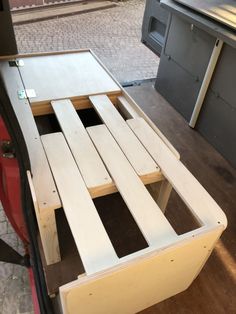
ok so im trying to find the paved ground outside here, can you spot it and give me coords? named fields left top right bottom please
left=1, top=1, right=159, bottom=313
left=14, top=0, right=159, bottom=83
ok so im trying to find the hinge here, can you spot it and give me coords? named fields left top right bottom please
left=8, top=59, right=24, bottom=67
left=17, top=89, right=36, bottom=100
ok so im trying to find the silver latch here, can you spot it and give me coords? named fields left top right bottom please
left=18, top=89, right=36, bottom=100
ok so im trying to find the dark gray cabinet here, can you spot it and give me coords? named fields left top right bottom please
left=0, top=0, right=18, bottom=56
left=142, top=0, right=169, bottom=56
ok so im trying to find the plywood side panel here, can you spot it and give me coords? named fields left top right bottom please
left=60, top=227, right=223, bottom=314
left=0, top=62, right=61, bottom=213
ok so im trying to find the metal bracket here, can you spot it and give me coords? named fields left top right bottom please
left=1, top=140, right=16, bottom=158
left=17, top=89, right=36, bottom=100
left=8, top=59, right=24, bottom=67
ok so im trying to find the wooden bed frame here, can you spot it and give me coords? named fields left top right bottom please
left=0, top=50, right=227, bottom=314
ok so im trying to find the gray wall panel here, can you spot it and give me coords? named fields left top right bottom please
left=155, top=54, right=201, bottom=120
left=164, top=15, right=215, bottom=81
left=209, top=44, right=236, bottom=108
left=197, top=91, right=236, bottom=168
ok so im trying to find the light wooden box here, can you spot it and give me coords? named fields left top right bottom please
left=0, top=50, right=227, bottom=314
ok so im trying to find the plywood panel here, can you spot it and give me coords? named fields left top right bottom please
left=18, top=52, right=121, bottom=106
left=41, top=132, right=119, bottom=275
left=60, top=227, right=223, bottom=314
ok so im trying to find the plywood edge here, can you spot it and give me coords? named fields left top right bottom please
left=0, top=49, right=92, bottom=61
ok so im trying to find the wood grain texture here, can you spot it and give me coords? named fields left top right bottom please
left=60, top=227, right=223, bottom=314
left=27, top=171, right=60, bottom=264
left=18, top=52, right=121, bottom=105
left=87, top=124, right=177, bottom=247
left=41, top=132, right=118, bottom=275
left=127, top=118, right=227, bottom=228
left=52, top=99, right=113, bottom=196
left=89, top=95, right=160, bottom=182
left=0, top=62, right=61, bottom=213
left=30, top=92, right=121, bottom=117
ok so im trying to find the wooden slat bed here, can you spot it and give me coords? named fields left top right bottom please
left=0, top=50, right=227, bottom=314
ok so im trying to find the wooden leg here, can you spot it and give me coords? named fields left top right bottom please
left=27, top=171, right=61, bottom=265
left=146, top=182, right=161, bottom=203
left=147, top=179, right=172, bottom=213
left=157, top=180, right=172, bottom=213
left=39, top=210, right=60, bottom=265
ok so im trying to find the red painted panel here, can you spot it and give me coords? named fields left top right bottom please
left=0, top=117, right=28, bottom=242
left=28, top=268, right=40, bottom=314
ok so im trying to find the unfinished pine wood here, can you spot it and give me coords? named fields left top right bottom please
left=115, top=92, right=180, bottom=159
left=31, top=93, right=120, bottom=116
left=0, top=62, right=61, bottom=214
left=127, top=118, right=227, bottom=228
left=117, top=95, right=140, bottom=119
left=18, top=52, right=121, bottom=107
left=157, top=180, right=173, bottom=212
left=52, top=99, right=113, bottom=197
left=27, top=171, right=60, bottom=264
left=60, top=227, right=223, bottom=314
left=89, top=95, right=161, bottom=182
left=87, top=125, right=177, bottom=247
left=41, top=132, right=119, bottom=275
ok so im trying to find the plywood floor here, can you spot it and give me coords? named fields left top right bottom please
left=126, top=82, right=236, bottom=314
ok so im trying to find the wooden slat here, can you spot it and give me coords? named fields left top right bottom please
left=0, top=62, right=61, bottom=213
left=127, top=118, right=227, bottom=227
left=41, top=132, right=119, bottom=275
left=52, top=99, right=113, bottom=197
left=87, top=125, right=177, bottom=247
left=89, top=95, right=160, bottom=182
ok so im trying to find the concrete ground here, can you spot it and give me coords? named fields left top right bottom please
left=0, top=204, right=34, bottom=314
left=1, top=1, right=159, bottom=313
